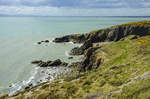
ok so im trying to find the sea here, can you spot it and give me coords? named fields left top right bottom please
left=0, top=16, right=149, bottom=95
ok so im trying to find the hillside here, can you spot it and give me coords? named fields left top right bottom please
left=1, top=21, right=150, bottom=99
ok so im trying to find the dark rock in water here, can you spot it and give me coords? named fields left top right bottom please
left=32, top=59, right=68, bottom=67
left=31, top=60, right=42, bottom=64
left=48, top=59, right=62, bottom=66
left=37, top=40, right=49, bottom=45
left=45, top=40, right=49, bottom=43
left=68, top=57, right=73, bottom=59
left=53, top=36, right=69, bottom=43
left=70, top=47, right=83, bottom=55
left=37, top=42, right=41, bottom=44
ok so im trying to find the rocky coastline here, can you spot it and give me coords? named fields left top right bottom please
left=53, top=21, right=150, bottom=71
left=1, top=21, right=150, bottom=99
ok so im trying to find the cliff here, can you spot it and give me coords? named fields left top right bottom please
left=2, top=21, right=150, bottom=99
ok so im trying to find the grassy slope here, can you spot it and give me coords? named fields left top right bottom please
left=4, top=35, right=150, bottom=99
left=1, top=21, right=150, bottom=99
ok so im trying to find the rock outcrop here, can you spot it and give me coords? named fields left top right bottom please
left=79, top=47, right=102, bottom=71
left=69, top=40, right=93, bottom=55
left=31, top=59, right=68, bottom=67
left=53, top=34, right=90, bottom=43
left=53, top=21, right=150, bottom=44
left=53, top=21, right=150, bottom=71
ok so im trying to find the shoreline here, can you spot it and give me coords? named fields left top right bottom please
left=1, top=21, right=150, bottom=98
left=0, top=40, right=82, bottom=96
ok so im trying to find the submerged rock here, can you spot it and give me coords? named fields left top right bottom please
left=37, top=40, right=50, bottom=45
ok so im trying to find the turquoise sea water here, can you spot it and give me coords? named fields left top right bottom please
left=0, top=16, right=150, bottom=95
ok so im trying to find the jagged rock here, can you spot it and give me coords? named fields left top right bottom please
left=70, top=47, right=83, bottom=55
left=31, top=59, right=68, bottom=67
left=80, top=47, right=100, bottom=71
left=70, top=40, right=92, bottom=55
left=48, top=59, right=62, bottom=66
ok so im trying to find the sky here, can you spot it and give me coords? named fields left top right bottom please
left=0, top=0, right=150, bottom=16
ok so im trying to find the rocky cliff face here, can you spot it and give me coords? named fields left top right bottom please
left=54, top=21, right=150, bottom=71
left=53, top=21, right=150, bottom=44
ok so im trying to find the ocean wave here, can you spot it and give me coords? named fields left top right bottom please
left=65, top=51, right=70, bottom=57
left=9, top=66, right=72, bottom=96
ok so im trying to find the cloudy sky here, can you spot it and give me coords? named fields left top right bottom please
left=0, top=0, right=150, bottom=16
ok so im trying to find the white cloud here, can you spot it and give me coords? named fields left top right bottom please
left=0, top=5, right=149, bottom=16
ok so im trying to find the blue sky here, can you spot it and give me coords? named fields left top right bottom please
left=0, top=0, right=150, bottom=16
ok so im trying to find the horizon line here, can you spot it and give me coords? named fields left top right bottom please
left=0, top=15, right=150, bottom=18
